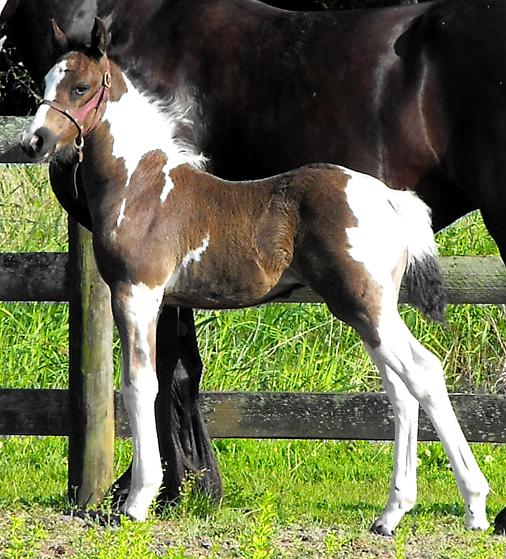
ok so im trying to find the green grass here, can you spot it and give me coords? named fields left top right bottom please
left=0, top=164, right=506, bottom=557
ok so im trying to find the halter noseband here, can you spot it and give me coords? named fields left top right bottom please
left=40, top=57, right=112, bottom=163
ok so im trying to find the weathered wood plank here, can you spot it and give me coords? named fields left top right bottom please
left=0, top=253, right=505, bottom=304
left=0, top=116, right=33, bottom=163
left=2, top=389, right=503, bottom=443
left=0, top=389, right=69, bottom=435
left=195, top=392, right=506, bottom=443
left=278, top=256, right=506, bottom=305
left=67, top=222, right=115, bottom=507
left=0, top=252, right=68, bottom=302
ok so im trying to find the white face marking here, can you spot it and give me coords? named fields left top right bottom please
left=103, top=74, right=207, bottom=192
left=167, top=233, right=210, bottom=289
left=23, top=60, right=68, bottom=144
left=116, top=198, right=127, bottom=228
left=0, top=1, right=9, bottom=17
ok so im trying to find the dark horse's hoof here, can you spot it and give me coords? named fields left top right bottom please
left=494, top=507, right=506, bottom=535
left=64, top=508, right=123, bottom=527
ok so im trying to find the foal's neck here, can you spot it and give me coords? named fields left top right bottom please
left=89, top=61, right=206, bottom=191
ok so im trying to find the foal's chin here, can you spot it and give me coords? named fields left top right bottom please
left=48, top=144, right=80, bottom=166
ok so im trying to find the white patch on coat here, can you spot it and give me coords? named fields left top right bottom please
left=116, top=198, right=127, bottom=228
left=343, top=167, right=434, bottom=284
left=159, top=160, right=175, bottom=202
left=166, top=233, right=210, bottom=289
left=22, top=60, right=68, bottom=143
left=103, top=74, right=207, bottom=192
left=343, top=168, right=406, bottom=284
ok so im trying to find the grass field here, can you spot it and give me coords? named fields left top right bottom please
left=0, top=165, right=506, bottom=558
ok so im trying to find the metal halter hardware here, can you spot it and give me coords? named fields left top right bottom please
left=39, top=58, right=112, bottom=196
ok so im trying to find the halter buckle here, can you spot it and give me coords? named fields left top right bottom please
left=74, top=135, right=85, bottom=151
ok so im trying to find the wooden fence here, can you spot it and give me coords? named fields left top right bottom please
left=1, top=116, right=506, bottom=506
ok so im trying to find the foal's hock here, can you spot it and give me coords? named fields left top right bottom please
left=21, top=20, right=489, bottom=534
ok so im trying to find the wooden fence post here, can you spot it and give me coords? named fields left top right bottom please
left=67, top=219, right=115, bottom=506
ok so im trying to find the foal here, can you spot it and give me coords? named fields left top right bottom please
left=21, top=23, right=489, bottom=534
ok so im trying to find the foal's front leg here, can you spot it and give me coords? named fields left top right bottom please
left=111, top=282, right=165, bottom=521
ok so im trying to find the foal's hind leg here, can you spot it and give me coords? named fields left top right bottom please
left=367, top=361, right=419, bottom=536
left=368, top=305, right=489, bottom=531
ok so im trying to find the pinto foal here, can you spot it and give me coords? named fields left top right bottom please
left=21, top=24, right=489, bottom=534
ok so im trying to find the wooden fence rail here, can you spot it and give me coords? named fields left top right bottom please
left=1, top=116, right=506, bottom=507
left=1, top=389, right=505, bottom=443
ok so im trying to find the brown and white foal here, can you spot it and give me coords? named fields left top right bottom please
left=21, top=23, right=489, bottom=534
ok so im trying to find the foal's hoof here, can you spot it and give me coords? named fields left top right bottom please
left=65, top=508, right=122, bottom=527
left=370, top=520, right=395, bottom=537
left=494, top=507, right=506, bottom=535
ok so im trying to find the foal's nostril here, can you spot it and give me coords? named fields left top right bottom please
left=21, top=127, right=56, bottom=160
left=29, top=134, right=44, bottom=154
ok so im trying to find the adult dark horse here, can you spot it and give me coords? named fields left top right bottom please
left=3, top=0, right=506, bottom=534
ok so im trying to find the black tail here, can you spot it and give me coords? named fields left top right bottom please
left=404, top=254, right=446, bottom=322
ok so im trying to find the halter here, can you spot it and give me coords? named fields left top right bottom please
left=40, top=57, right=112, bottom=196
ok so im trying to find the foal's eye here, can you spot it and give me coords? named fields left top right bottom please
left=71, top=83, right=90, bottom=97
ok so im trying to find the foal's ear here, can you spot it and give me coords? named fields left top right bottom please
left=90, top=17, right=111, bottom=58
left=51, top=19, right=69, bottom=54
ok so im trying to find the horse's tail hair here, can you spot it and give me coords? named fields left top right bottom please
left=387, top=190, right=446, bottom=322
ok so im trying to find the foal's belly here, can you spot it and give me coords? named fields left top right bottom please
left=163, top=267, right=304, bottom=310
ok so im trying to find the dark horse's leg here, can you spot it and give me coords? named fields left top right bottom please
left=112, top=307, right=222, bottom=509
left=479, top=206, right=506, bottom=535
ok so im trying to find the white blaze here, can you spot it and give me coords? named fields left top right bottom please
left=22, top=60, right=68, bottom=143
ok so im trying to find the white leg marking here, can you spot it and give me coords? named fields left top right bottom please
left=367, top=349, right=419, bottom=536
left=112, top=282, right=164, bottom=521
left=369, top=304, right=489, bottom=531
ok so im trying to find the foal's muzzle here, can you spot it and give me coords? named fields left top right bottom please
left=21, top=126, right=58, bottom=161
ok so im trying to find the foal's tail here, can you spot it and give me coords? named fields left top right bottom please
left=388, top=190, right=446, bottom=322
